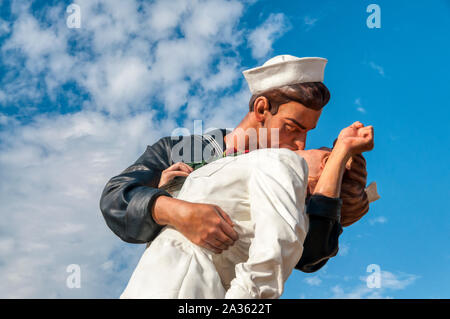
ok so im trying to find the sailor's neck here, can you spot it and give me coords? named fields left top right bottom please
left=224, top=113, right=259, bottom=152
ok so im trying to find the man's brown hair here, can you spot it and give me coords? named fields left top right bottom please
left=248, top=82, right=331, bottom=114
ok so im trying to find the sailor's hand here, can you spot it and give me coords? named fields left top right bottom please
left=178, top=202, right=239, bottom=254
left=152, top=197, right=239, bottom=254
left=158, top=162, right=193, bottom=188
left=336, top=121, right=374, bottom=155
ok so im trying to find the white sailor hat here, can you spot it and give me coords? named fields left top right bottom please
left=242, top=55, right=328, bottom=95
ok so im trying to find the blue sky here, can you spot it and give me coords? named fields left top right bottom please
left=0, top=0, right=448, bottom=298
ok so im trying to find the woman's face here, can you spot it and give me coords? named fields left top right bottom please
left=295, top=147, right=331, bottom=177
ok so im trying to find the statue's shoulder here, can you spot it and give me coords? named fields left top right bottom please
left=248, top=148, right=308, bottom=176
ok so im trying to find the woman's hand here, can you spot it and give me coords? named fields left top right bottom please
left=336, top=121, right=374, bottom=155
left=158, top=162, right=193, bottom=188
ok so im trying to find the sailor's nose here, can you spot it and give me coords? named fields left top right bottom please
left=294, top=133, right=307, bottom=150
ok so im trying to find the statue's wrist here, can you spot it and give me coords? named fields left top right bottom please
left=330, top=143, right=351, bottom=164
left=152, top=195, right=172, bottom=226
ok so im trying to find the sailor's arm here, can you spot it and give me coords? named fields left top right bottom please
left=99, top=137, right=174, bottom=243
left=100, top=135, right=238, bottom=251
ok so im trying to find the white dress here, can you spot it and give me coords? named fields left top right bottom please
left=120, top=148, right=310, bottom=299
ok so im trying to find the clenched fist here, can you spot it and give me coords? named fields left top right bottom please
left=336, top=121, right=374, bottom=155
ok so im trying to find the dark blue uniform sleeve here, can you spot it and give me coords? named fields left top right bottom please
left=295, top=195, right=343, bottom=273
left=99, top=137, right=174, bottom=243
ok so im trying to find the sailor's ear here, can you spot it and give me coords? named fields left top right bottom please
left=253, top=96, right=270, bottom=123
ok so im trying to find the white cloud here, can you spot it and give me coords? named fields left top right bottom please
left=369, top=61, right=385, bottom=77
left=0, top=111, right=162, bottom=298
left=248, top=13, right=290, bottom=59
left=1, top=0, right=246, bottom=116
left=304, top=16, right=318, bottom=26
left=303, top=16, right=318, bottom=31
left=354, top=98, right=366, bottom=113
left=304, top=276, right=322, bottom=286
left=338, top=243, right=350, bottom=256
left=331, top=271, right=419, bottom=299
left=0, top=0, right=288, bottom=298
left=369, top=216, right=387, bottom=225
left=0, top=18, right=10, bottom=35
left=377, top=271, right=419, bottom=290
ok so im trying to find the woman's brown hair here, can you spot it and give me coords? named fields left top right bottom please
left=308, top=152, right=370, bottom=227
left=340, top=154, right=369, bottom=227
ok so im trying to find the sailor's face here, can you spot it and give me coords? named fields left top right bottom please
left=264, top=101, right=322, bottom=150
